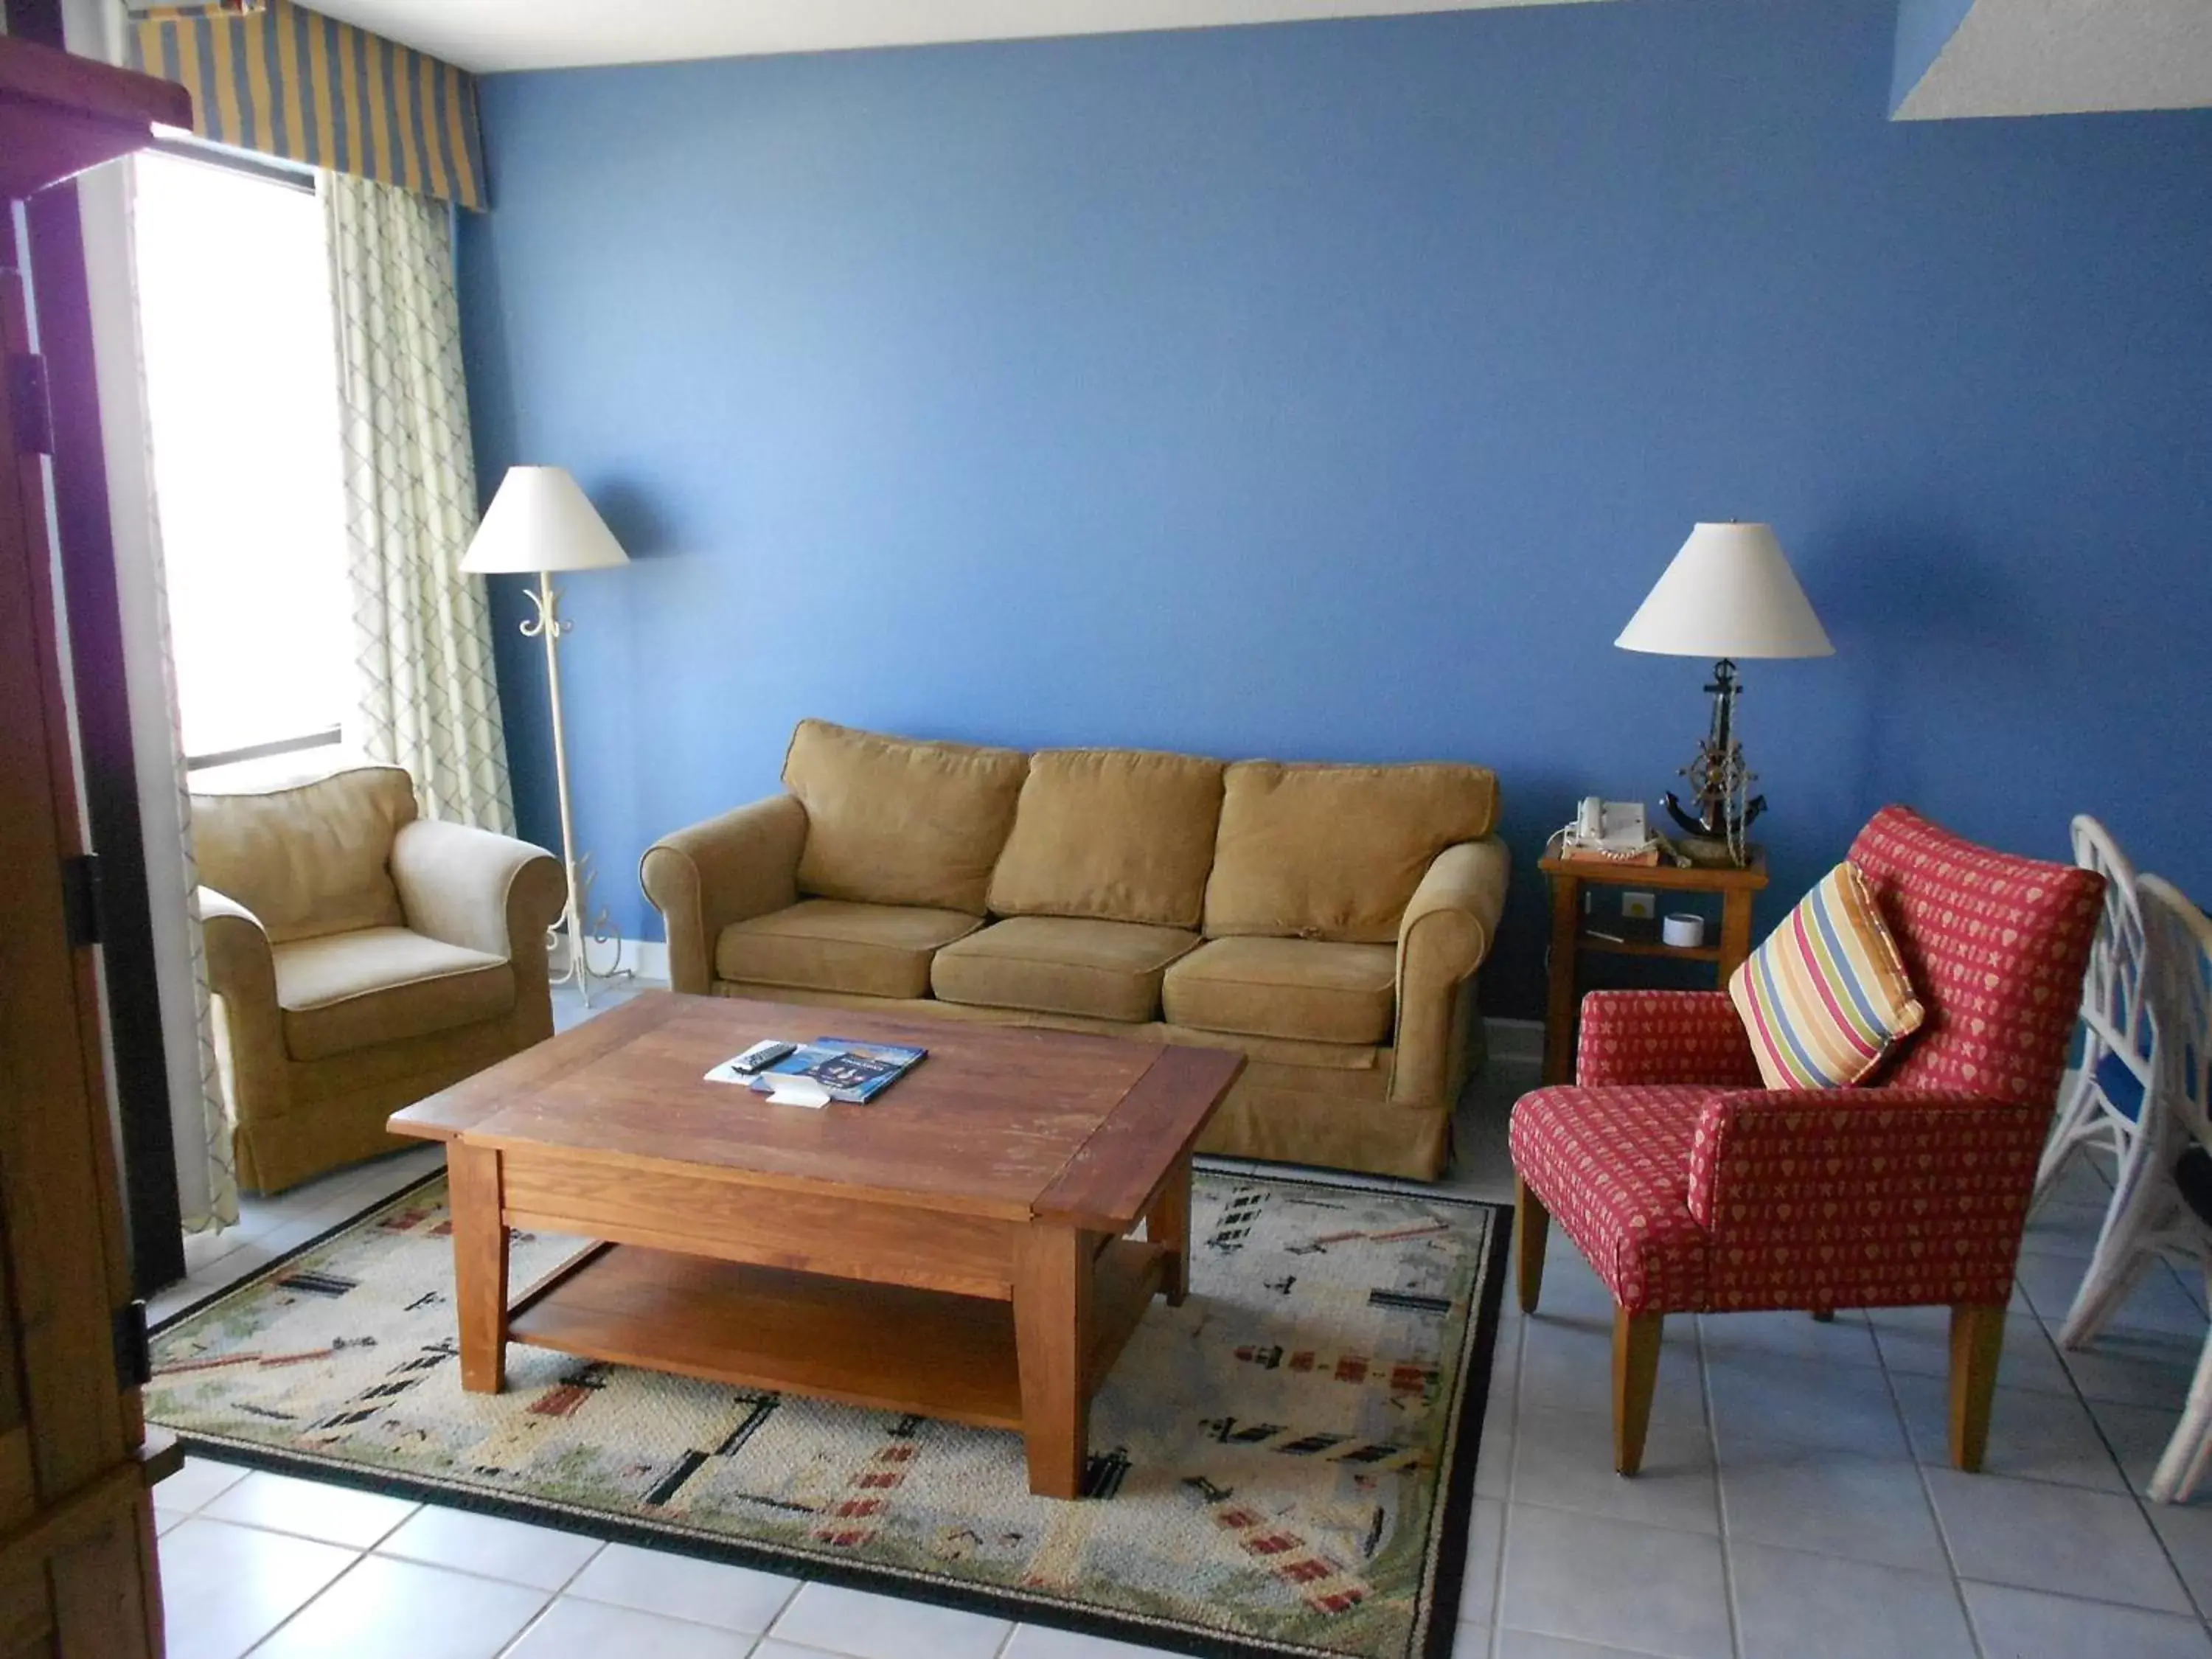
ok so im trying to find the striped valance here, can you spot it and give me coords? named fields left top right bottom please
left=127, top=0, right=487, bottom=211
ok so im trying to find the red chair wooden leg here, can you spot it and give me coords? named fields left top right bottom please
left=1514, top=1175, right=1550, bottom=1315
left=1949, top=1303, right=2006, bottom=1471
left=1613, top=1308, right=1663, bottom=1476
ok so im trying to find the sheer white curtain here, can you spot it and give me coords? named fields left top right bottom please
left=324, top=172, right=515, bottom=833
left=83, top=156, right=237, bottom=1234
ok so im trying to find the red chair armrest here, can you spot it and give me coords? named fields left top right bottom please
left=1686, top=1088, right=2046, bottom=1310
left=1577, top=990, right=1763, bottom=1088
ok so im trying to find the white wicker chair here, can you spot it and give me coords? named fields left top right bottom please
left=2058, top=875, right=2212, bottom=1502
left=2034, top=816, right=2154, bottom=1214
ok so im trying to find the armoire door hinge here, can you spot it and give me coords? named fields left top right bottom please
left=60, top=852, right=102, bottom=947
left=112, top=1301, right=150, bottom=1391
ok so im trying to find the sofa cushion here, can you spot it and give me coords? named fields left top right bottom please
left=931, top=917, right=1200, bottom=1023
left=194, top=766, right=417, bottom=945
left=986, top=748, right=1225, bottom=928
left=782, top=719, right=1029, bottom=915
left=1202, top=760, right=1500, bottom=944
left=716, top=899, right=981, bottom=999
left=1163, top=936, right=1397, bottom=1046
left=273, top=926, right=512, bottom=1062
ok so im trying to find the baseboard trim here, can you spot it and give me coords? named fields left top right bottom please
left=1483, top=1017, right=1543, bottom=1068
left=575, top=937, right=1545, bottom=1068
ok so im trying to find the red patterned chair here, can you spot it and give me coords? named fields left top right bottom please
left=1509, top=807, right=2104, bottom=1475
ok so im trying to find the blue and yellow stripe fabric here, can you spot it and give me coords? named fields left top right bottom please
left=128, top=1, right=486, bottom=211
left=1729, top=860, right=1927, bottom=1091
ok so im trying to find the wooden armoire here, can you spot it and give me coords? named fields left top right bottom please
left=0, top=30, right=190, bottom=1657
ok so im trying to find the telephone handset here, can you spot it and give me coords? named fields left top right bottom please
left=1573, top=796, right=1649, bottom=854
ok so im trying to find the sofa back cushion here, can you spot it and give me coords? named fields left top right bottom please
left=987, top=748, right=1225, bottom=928
left=782, top=719, right=1029, bottom=915
left=192, top=765, right=417, bottom=944
left=1203, top=760, right=1500, bottom=944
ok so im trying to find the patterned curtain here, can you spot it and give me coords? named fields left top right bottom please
left=324, top=171, right=515, bottom=832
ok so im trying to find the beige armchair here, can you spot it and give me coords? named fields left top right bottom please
left=193, top=765, right=566, bottom=1193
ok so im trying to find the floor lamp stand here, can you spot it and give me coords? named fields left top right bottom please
left=520, top=572, right=629, bottom=1007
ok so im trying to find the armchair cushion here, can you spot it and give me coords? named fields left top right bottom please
left=192, top=767, right=416, bottom=944
left=1728, top=860, right=1924, bottom=1091
left=1509, top=1084, right=1717, bottom=1314
left=1202, top=760, right=1500, bottom=944
left=985, top=748, right=1225, bottom=929
left=931, top=916, right=1200, bottom=1023
left=1164, top=936, right=1396, bottom=1045
left=782, top=720, right=1028, bottom=915
left=714, top=899, right=980, bottom=999
left=272, top=927, right=512, bottom=1062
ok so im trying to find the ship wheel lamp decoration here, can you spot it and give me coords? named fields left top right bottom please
left=1615, top=523, right=1834, bottom=866
left=460, top=466, right=633, bottom=1004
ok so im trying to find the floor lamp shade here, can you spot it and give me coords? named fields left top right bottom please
left=1615, top=523, right=1833, bottom=660
left=462, top=466, right=628, bottom=575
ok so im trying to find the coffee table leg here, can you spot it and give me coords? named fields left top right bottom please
left=449, top=1142, right=508, bottom=1393
left=1146, top=1155, right=1192, bottom=1307
left=1012, top=1223, right=1093, bottom=1499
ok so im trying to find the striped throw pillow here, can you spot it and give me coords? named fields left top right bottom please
left=1729, top=860, right=1925, bottom=1090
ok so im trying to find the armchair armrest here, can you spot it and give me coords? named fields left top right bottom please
left=198, top=886, right=274, bottom=1002
left=639, top=794, right=808, bottom=994
left=391, top=819, right=566, bottom=961
left=1688, top=1086, right=2047, bottom=1307
left=198, top=886, right=289, bottom=1124
left=1391, top=837, right=1509, bottom=1107
left=1577, top=990, right=1763, bottom=1088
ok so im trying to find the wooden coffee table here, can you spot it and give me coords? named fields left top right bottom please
left=388, top=992, right=1242, bottom=1498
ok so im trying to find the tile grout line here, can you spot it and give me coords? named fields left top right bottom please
left=1868, top=1323, right=1989, bottom=1659
left=1696, top=1313, right=1747, bottom=1659
left=2023, top=1260, right=2212, bottom=1632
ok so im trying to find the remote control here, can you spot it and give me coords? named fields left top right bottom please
left=728, top=1040, right=797, bottom=1075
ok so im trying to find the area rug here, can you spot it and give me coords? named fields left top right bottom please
left=148, top=1167, right=1507, bottom=1659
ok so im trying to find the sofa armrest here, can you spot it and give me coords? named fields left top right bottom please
left=1688, top=1086, right=2045, bottom=1304
left=391, top=818, right=566, bottom=961
left=1577, top=990, right=1763, bottom=1088
left=1390, top=837, right=1509, bottom=1107
left=639, top=794, right=808, bottom=994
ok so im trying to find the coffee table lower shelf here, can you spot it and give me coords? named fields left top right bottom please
left=504, top=1237, right=1172, bottom=1433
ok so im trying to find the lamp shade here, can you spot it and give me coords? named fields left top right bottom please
left=460, top=466, right=629, bottom=575
left=1615, top=522, right=1833, bottom=659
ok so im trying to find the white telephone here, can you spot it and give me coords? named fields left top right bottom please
left=1571, top=797, right=1649, bottom=855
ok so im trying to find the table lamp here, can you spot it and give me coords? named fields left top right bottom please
left=461, top=465, right=630, bottom=1003
left=1615, top=522, right=1833, bottom=865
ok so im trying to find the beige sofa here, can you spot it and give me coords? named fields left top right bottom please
left=641, top=720, right=1509, bottom=1180
left=195, top=766, right=566, bottom=1192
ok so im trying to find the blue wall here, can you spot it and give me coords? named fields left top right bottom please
left=459, top=0, right=2212, bottom=1020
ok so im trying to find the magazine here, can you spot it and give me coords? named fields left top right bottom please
left=745, top=1038, right=927, bottom=1105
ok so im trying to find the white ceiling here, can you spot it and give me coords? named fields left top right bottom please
left=305, top=0, right=1605, bottom=74
left=1896, top=0, right=2212, bottom=117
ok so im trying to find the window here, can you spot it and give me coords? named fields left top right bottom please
left=133, top=150, right=352, bottom=774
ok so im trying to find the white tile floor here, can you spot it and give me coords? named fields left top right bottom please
left=147, top=986, right=2212, bottom=1658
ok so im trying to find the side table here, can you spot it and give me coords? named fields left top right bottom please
left=1539, top=840, right=1769, bottom=1084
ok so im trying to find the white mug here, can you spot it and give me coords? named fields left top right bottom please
left=1663, top=913, right=1705, bottom=950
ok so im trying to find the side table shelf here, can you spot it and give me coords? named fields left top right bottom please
left=1539, top=841, right=1769, bottom=1084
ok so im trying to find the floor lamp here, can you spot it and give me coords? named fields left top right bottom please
left=461, top=465, right=631, bottom=1004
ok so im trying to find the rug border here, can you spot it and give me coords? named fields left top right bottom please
left=153, top=1162, right=1510, bottom=1659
